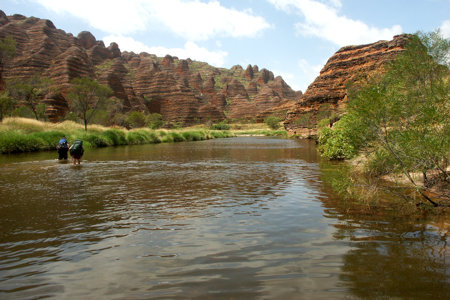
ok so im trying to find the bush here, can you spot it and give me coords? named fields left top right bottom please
left=169, top=132, right=185, bottom=142
left=103, top=129, right=127, bottom=146
left=30, top=130, right=66, bottom=149
left=127, top=129, right=161, bottom=145
left=317, top=126, right=356, bottom=160
left=126, top=111, right=146, bottom=128
left=12, top=106, right=34, bottom=119
left=0, top=131, right=43, bottom=153
left=146, top=113, right=164, bottom=129
left=210, top=121, right=230, bottom=130
left=264, top=115, right=281, bottom=130
left=83, top=133, right=110, bottom=148
left=181, top=130, right=207, bottom=141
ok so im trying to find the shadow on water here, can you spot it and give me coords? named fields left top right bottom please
left=318, top=159, right=449, bottom=299
left=0, top=137, right=448, bottom=299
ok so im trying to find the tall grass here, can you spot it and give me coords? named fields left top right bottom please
left=0, top=117, right=234, bottom=154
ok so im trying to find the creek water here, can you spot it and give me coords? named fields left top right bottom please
left=0, top=137, right=448, bottom=299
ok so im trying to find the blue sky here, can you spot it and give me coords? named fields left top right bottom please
left=3, top=0, right=449, bottom=91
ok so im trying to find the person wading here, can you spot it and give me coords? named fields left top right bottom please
left=56, top=136, right=69, bottom=160
left=69, top=139, right=84, bottom=165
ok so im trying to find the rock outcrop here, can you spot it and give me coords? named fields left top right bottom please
left=284, top=34, right=410, bottom=137
left=0, top=10, right=300, bottom=125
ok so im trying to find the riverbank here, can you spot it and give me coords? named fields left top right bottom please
left=0, top=118, right=288, bottom=154
left=0, top=117, right=237, bottom=154
left=319, top=155, right=449, bottom=217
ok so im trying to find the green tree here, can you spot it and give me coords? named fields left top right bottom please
left=7, top=75, right=52, bottom=120
left=146, top=113, right=164, bottom=129
left=264, top=115, right=282, bottom=130
left=68, top=77, right=112, bottom=131
left=0, top=91, right=15, bottom=121
left=318, top=30, right=449, bottom=206
left=126, top=110, right=146, bottom=128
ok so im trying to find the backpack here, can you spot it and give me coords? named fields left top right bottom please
left=57, top=138, right=68, bottom=150
left=70, top=140, right=84, bottom=156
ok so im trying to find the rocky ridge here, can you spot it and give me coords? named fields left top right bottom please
left=284, top=34, right=410, bottom=137
left=0, top=11, right=299, bottom=124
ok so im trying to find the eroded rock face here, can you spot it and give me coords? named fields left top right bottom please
left=0, top=10, right=300, bottom=124
left=284, top=34, right=410, bottom=137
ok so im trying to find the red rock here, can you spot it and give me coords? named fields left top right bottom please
left=284, top=34, right=410, bottom=137
left=0, top=10, right=9, bottom=25
left=244, top=64, right=254, bottom=79
left=257, top=68, right=274, bottom=84
left=0, top=10, right=300, bottom=125
left=77, top=31, right=96, bottom=49
left=108, top=42, right=121, bottom=58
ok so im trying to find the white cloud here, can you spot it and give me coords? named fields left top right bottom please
left=267, top=0, right=402, bottom=46
left=34, top=0, right=270, bottom=40
left=147, top=1, right=271, bottom=40
left=35, top=0, right=149, bottom=34
left=104, top=35, right=228, bottom=67
left=441, top=20, right=450, bottom=39
left=297, top=58, right=324, bottom=91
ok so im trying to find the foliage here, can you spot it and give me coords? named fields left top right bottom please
left=318, top=30, right=450, bottom=206
left=0, top=117, right=236, bottom=154
left=0, top=129, right=65, bottom=153
left=0, top=91, right=15, bottom=121
left=6, top=75, right=52, bottom=120
left=146, top=113, right=164, bottom=129
left=316, top=103, right=334, bottom=122
left=317, top=113, right=368, bottom=160
left=0, top=36, right=16, bottom=61
left=68, top=77, right=112, bottom=132
left=210, top=121, right=230, bottom=130
left=12, top=106, right=35, bottom=119
left=294, top=111, right=313, bottom=128
left=264, top=115, right=281, bottom=130
left=126, top=111, right=146, bottom=128
left=103, top=129, right=128, bottom=146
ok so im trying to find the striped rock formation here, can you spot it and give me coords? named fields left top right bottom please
left=284, top=34, right=410, bottom=137
left=0, top=11, right=299, bottom=124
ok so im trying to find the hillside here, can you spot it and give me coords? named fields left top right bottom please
left=0, top=10, right=300, bottom=125
left=284, top=34, right=410, bottom=137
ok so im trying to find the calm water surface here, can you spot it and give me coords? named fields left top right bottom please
left=0, top=137, right=448, bottom=299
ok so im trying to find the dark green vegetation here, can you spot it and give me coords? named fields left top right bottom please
left=210, top=121, right=230, bottom=130
left=0, top=118, right=234, bottom=154
left=68, top=77, right=113, bottom=132
left=264, top=115, right=282, bottom=130
left=317, top=31, right=449, bottom=209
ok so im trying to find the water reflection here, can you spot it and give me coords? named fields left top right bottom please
left=0, top=137, right=447, bottom=299
left=320, top=187, right=449, bottom=299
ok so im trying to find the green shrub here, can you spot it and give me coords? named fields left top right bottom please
left=161, top=134, right=174, bottom=143
left=294, top=112, right=313, bottom=128
left=169, top=132, right=185, bottom=142
left=30, top=130, right=66, bottom=149
left=127, top=130, right=148, bottom=144
left=0, top=131, right=43, bottom=153
left=264, top=115, right=281, bottom=130
left=103, top=129, right=127, bottom=146
left=317, top=127, right=356, bottom=160
left=146, top=113, right=164, bottom=129
left=210, top=122, right=230, bottom=130
left=83, top=133, right=110, bottom=148
left=181, top=130, right=205, bottom=141
left=127, top=129, right=161, bottom=145
left=126, top=111, right=146, bottom=128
